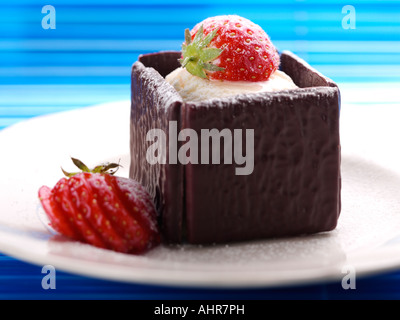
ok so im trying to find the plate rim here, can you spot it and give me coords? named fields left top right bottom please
left=2, top=101, right=400, bottom=289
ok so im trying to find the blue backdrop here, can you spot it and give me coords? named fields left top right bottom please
left=1, top=0, right=400, bottom=83
left=1, top=0, right=399, bottom=130
left=1, top=0, right=399, bottom=129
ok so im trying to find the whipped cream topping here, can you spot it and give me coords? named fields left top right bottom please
left=165, top=67, right=298, bottom=102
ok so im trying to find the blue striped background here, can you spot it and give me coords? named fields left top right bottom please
left=2, top=1, right=400, bottom=84
left=1, top=0, right=399, bottom=130
left=1, top=0, right=400, bottom=299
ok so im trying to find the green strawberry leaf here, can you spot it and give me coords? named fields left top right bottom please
left=199, top=47, right=223, bottom=62
left=203, top=62, right=225, bottom=72
left=186, top=61, right=208, bottom=79
left=71, top=157, right=90, bottom=172
left=184, top=28, right=192, bottom=45
left=202, top=28, right=219, bottom=48
left=179, top=24, right=225, bottom=80
left=62, top=157, right=121, bottom=177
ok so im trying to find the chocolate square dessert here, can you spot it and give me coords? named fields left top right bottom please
left=130, top=50, right=341, bottom=244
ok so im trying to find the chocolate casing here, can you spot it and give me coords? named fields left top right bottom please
left=130, top=50, right=341, bottom=244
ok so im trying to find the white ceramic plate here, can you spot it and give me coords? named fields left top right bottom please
left=1, top=99, right=400, bottom=288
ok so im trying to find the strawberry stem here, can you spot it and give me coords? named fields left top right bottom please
left=179, top=24, right=225, bottom=79
left=62, top=157, right=121, bottom=177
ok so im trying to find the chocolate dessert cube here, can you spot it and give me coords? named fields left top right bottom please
left=130, top=50, right=341, bottom=244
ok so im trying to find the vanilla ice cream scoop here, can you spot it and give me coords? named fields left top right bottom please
left=165, top=67, right=298, bottom=102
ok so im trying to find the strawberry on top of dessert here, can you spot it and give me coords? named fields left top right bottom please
left=166, top=15, right=297, bottom=101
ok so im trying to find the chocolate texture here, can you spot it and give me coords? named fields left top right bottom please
left=130, top=50, right=341, bottom=244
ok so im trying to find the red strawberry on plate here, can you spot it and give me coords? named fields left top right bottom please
left=180, top=15, right=280, bottom=82
left=38, top=158, right=160, bottom=254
